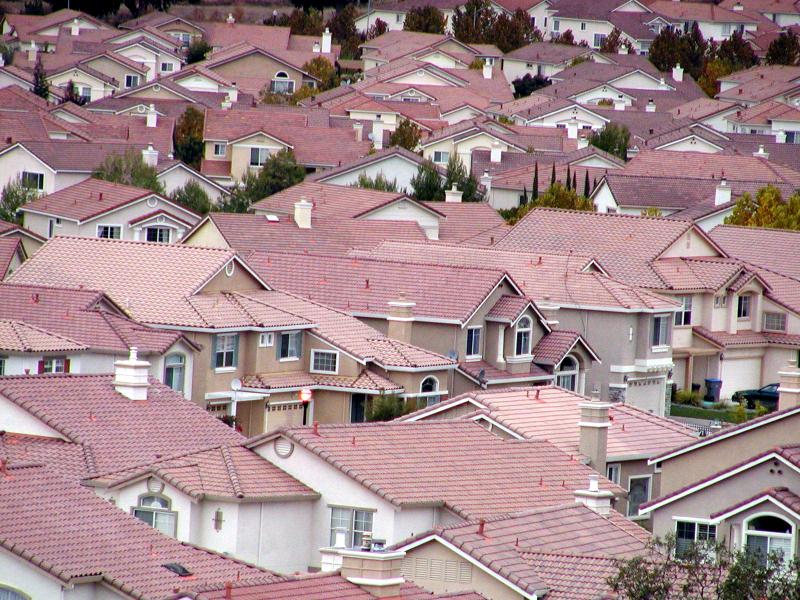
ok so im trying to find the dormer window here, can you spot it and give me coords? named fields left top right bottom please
left=466, top=326, right=482, bottom=359
left=38, top=357, right=68, bottom=374
left=515, top=317, right=532, bottom=356
left=737, top=295, right=752, bottom=320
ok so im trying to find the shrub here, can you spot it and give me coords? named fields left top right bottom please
left=674, top=389, right=701, bottom=406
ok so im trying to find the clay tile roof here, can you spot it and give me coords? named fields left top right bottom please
left=0, top=466, right=272, bottom=597
left=710, top=486, right=800, bottom=520
left=248, top=421, right=623, bottom=519
left=0, top=319, right=86, bottom=352
left=693, top=326, right=800, bottom=349
left=242, top=369, right=404, bottom=394
left=487, top=295, right=531, bottom=323
left=531, top=330, right=586, bottom=366
left=709, top=224, right=800, bottom=280
left=651, top=257, right=745, bottom=292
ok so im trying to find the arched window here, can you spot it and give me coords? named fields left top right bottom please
left=744, top=513, right=793, bottom=566
left=164, top=353, right=185, bottom=393
left=420, top=376, right=440, bottom=407
left=270, top=71, right=295, bottom=94
left=556, top=355, right=579, bottom=392
left=133, top=494, right=177, bottom=537
left=0, top=587, right=30, bottom=600
left=515, top=317, right=532, bottom=356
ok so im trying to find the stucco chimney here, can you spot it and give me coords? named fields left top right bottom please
left=646, top=98, right=656, bottom=112
left=227, top=84, right=238, bottom=103
left=672, top=63, right=684, bottom=82
left=353, top=121, right=363, bottom=142
left=0, top=54, right=4, bottom=67
left=313, top=41, right=321, bottom=53
left=27, top=41, right=37, bottom=63
left=387, top=294, right=415, bottom=343
left=340, top=548, right=406, bottom=598
left=114, top=347, right=150, bottom=401
left=715, top=177, right=731, bottom=206
left=445, top=182, right=462, bottom=203
left=775, top=130, right=786, bottom=144
left=732, top=1, right=744, bottom=10
left=490, top=140, right=502, bottom=163
left=538, top=296, right=559, bottom=329
left=372, top=120, right=384, bottom=150
left=142, top=144, right=159, bottom=167
left=578, top=399, right=611, bottom=474
left=70, top=18, right=80, bottom=36
left=322, top=27, right=332, bottom=54
left=778, top=360, right=800, bottom=411
left=613, top=96, right=625, bottom=111
left=482, top=62, right=492, bottom=80
left=618, top=44, right=628, bottom=55
left=146, top=103, right=157, bottom=128
left=753, top=144, right=769, bottom=159
left=574, top=474, right=614, bottom=515
left=480, top=170, right=492, bottom=195
left=294, top=197, right=312, bottom=229
left=226, top=12, right=235, bottom=24
left=566, top=118, right=578, bottom=139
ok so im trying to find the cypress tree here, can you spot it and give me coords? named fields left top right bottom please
left=583, top=170, right=590, bottom=197
left=593, top=177, right=597, bottom=191
left=532, top=161, right=539, bottom=200
left=550, top=163, right=556, bottom=185
left=32, top=57, right=49, bottom=100
left=566, top=164, right=571, bottom=190
left=521, top=185, right=528, bottom=205
left=572, top=171, right=577, bottom=191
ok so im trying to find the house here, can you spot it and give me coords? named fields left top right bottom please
left=7, top=236, right=455, bottom=435
left=639, top=366, right=800, bottom=566
left=246, top=420, right=624, bottom=568
left=501, top=42, right=597, bottom=83
left=354, top=0, right=465, bottom=34
left=647, top=1, right=760, bottom=41
left=0, top=218, right=45, bottom=259
left=716, top=65, right=800, bottom=106
left=359, top=30, right=500, bottom=71
left=720, top=0, right=800, bottom=27
left=400, top=385, right=697, bottom=519
left=724, top=100, right=800, bottom=142
left=19, top=178, right=202, bottom=242
left=0, top=9, right=112, bottom=46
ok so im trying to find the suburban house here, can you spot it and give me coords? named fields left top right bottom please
left=501, top=42, right=597, bottom=83
left=246, top=420, right=624, bottom=570
left=19, top=178, right=202, bottom=242
left=640, top=365, right=800, bottom=566
left=716, top=65, right=800, bottom=107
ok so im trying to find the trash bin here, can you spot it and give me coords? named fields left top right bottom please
left=705, top=378, right=722, bottom=403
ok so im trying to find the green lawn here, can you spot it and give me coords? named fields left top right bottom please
left=669, top=403, right=758, bottom=423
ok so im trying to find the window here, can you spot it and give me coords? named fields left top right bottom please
left=278, top=331, right=302, bottom=360
left=160, top=62, right=174, bottom=72
left=250, top=147, right=271, bottom=167
left=396, top=13, right=402, bottom=23
left=133, top=495, right=177, bottom=537
left=0, top=356, right=6, bottom=376
left=77, top=86, right=91, bottom=103
left=420, top=376, right=440, bottom=406
left=744, top=514, right=793, bottom=566
left=580, top=22, right=587, bottom=30
left=311, top=349, right=338, bottom=374
left=714, top=295, right=728, bottom=308
left=737, top=295, right=751, bottom=319
left=721, top=23, right=731, bottom=36
left=164, top=353, right=185, bottom=393
left=39, top=357, right=67, bottom=374
left=214, top=333, right=238, bottom=369
left=330, top=507, right=374, bottom=548
left=627, top=476, right=651, bottom=517
left=351, top=393, right=367, bottom=422
left=515, top=317, right=532, bottom=356
left=146, top=226, right=171, bottom=243
left=676, top=521, right=717, bottom=558
left=270, top=72, right=294, bottom=94
left=259, top=332, right=274, bottom=347
left=594, top=33, right=607, bottom=48
left=556, top=355, right=578, bottom=392
left=652, top=314, right=669, bottom=347
left=552, top=19, right=560, bottom=31
left=764, top=312, right=787, bottom=332
left=97, top=225, right=121, bottom=239
left=606, top=463, right=621, bottom=485
left=171, top=31, right=191, bottom=46
left=21, top=171, right=44, bottom=191
left=433, top=151, right=449, bottom=164
left=466, top=327, right=481, bottom=358
left=674, top=295, right=692, bottom=326
left=125, top=74, right=140, bottom=88
left=213, top=142, right=227, bottom=157
left=0, top=587, right=28, bottom=600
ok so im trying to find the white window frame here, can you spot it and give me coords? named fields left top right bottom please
left=675, top=519, right=717, bottom=558
left=160, top=62, right=174, bottom=72
left=270, top=71, right=295, bottom=95
left=606, top=463, right=621, bottom=485
left=213, top=142, right=227, bottom=157
left=124, top=74, right=140, bottom=89
left=674, top=295, right=692, bottom=327
left=330, top=506, right=375, bottom=549
left=714, top=295, right=728, bottom=308
left=132, top=494, right=177, bottom=537
left=594, top=33, right=607, bottom=48
left=627, top=474, right=652, bottom=519
left=279, top=331, right=302, bottom=361
left=552, top=19, right=560, bottom=31
left=763, top=311, right=787, bottom=332
left=465, top=326, right=482, bottom=360
left=145, top=226, right=171, bottom=244
left=737, top=295, right=752, bottom=320
left=420, top=375, right=440, bottom=406
left=515, top=317, right=532, bottom=356
left=42, top=357, right=66, bottom=373
left=311, top=349, right=339, bottom=375
left=20, top=171, right=44, bottom=191
left=164, top=352, right=185, bottom=393
left=743, top=512, right=795, bottom=566
left=214, top=333, right=237, bottom=370
left=433, top=151, right=450, bottom=164
left=249, top=147, right=271, bottom=167
left=580, top=22, right=587, bottom=30
left=259, top=332, right=274, bottom=347
left=96, top=224, right=122, bottom=239
left=651, top=314, right=669, bottom=350
left=556, top=355, right=579, bottom=392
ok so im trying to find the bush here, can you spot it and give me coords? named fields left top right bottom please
left=367, top=395, right=410, bottom=421
left=171, top=181, right=212, bottom=214
left=186, top=39, right=211, bottom=64
left=674, top=389, right=701, bottom=406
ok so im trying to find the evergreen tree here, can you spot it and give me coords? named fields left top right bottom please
left=550, top=163, right=556, bottom=185
left=0, top=178, right=38, bottom=224
left=403, top=6, right=447, bottom=34
left=410, top=160, right=444, bottom=201
left=565, top=164, right=571, bottom=190
left=590, top=123, right=630, bottom=161
left=490, top=9, right=540, bottom=53
left=766, top=31, right=800, bottom=65
left=352, top=173, right=398, bottom=192
left=512, top=74, right=551, bottom=98
left=93, top=150, right=163, bottom=193
left=174, top=107, right=204, bottom=169
left=521, top=185, right=528, bottom=205
left=717, top=31, right=756, bottom=71
left=572, top=171, right=577, bottom=191
left=648, top=27, right=681, bottom=71
left=444, top=155, right=481, bottom=201
left=302, top=56, right=338, bottom=91
left=186, top=38, right=211, bottom=64
left=452, top=0, right=496, bottom=44
left=171, top=181, right=213, bottom=214
left=583, top=170, right=590, bottom=197
left=389, top=119, right=423, bottom=151
left=679, top=22, right=707, bottom=80
left=218, top=149, right=305, bottom=213
left=32, top=57, right=49, bottom=100
left=532, top=161, right=539, bottom=200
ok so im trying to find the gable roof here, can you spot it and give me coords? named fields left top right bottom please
left=709, top=224, right=800, bottom=281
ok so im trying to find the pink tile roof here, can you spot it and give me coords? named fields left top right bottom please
left=693, top=326, right=800, bottom=349
left=248, top=420, right=624, bottom=519
left=0, top=466, right=272, bottom=597
left=243, top=368, right=404, bottom=394
left=486, top=295, right=531, bottom=322
left=649, top=0, right=758, bottom=21
left=728, top=99, right=800, bottom=125
left=0, top=319, right=86, bottom=352
left=651, top=257, right=745, bottom=292
left=0, top=432, right=92, bottom=480
left=532, top=330, right=592, bottom=367
left=709, top=224, right=800, bottom=281
left=710, top=486, right=800, bottom=520
left=422, top=201, right=510, bottom=246
left=458, top=359, right=552, bottom=384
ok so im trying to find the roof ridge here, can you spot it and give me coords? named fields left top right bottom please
left=221, top=445, right=245, bottom=499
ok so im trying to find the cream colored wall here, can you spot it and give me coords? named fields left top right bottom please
left=423, top=133, right=512, bottom=172
left=229, top=133, right=289, bottom=180
left=0, top=147, right=56, bottom=195
left=659, top=229, right=721, bottom=258
left=658, top=136, right=722, bottom=153
left=183, top=220, right=230, bottom=248
left=211, top=54, right=306, bottom=90
left=48, top=70, right=113, bottom=101
left=85, top=55, right=142, bottom=89
left=389, top=71, right=455, bottom=87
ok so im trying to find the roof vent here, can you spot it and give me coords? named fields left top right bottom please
left=162, top=563, right=193, bottom=577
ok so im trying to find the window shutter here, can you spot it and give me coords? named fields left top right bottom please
left=64, top=358, right=71, bottom=373
left=37, top=360, right=45, bottom=374
left=232, top=334, right=239, bottom=367
left=211, top=335, right=218, bottom=368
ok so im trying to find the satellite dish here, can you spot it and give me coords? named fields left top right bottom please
left=231, top=378, right=242, bottom=392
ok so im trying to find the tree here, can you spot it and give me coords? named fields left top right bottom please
left=599, top=27, right=633, bottom=54
left=302, top=56, right=338, bottom=91
left=366, top=18, right=389, bottom=40
left=583, top=170, right=590, bottom=197
left=23, top=0, right=45, bottom=15
left=452, top=0, right=496, bottom=44
left=61, top=80, right=87, bottom=106
left=491, top=9, right=540, bottom=53
left=410, top=160, right=444, bottom=201
left=49, top=0, right=122, bottom=16
left=403, top=6, right=446, bottom=34
left=352, top=173, right=398, bottom=192
left=550, top=163, right=556, bottom=185
left=367, top=395, right=411, bottom=421
left=326, top=4, right=360, bottom=59
left=725, top=185, right=800, bottom=230
left=697, top=58, right=733, bottom=98
left=0, top=43, right=13, bottom=67
left=32, top=57, right=49, bottom=100
left=174, top=107, right=204, bottom=169
left=287, top=8, right=325, bottom=36
left=679, top=22, right=707, bottom=80
left=551, top=29, right=576, bottom=45
left=512, top=74, right=551, bottom=98
left=565, top=164, right=571, bottom=190
left=648, top=27, right=681, bottom=72
left=389, top=119, right=422, bottom=151
left=444, top=155, right=481, bottom=202
left=505, top=182, right=593, bottom=224
left=171, top=181, right=213, bottom=214
left=0, top=178, right=38, bottom=224
left=641, top=207, right=663, bottom=217
left=218, top=149, right=305, bottom=213
left=186, top=39, right=211, bottom=64
left=532, top=162, right=539, bottom=200
left=766, top=30, right=800, bottom=66
left=93, top=150, right=163, bottom=193
left=122, top=0, right=171, bottom=19
left=717, top=31, right=756, bottom=71
left=590, top=123, right=630, bottom=161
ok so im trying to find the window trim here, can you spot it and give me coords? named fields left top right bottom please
left=675, top=518, right=717, bottom=558
left=160, top=61, right=174, bottom=72
left=214, top=333, right=238, bottom=371
left=310, top=349, right=339, bottom=375
left=515, top=316, right=532, bottom=357
left=743, top=511, right=795, bottom=566
left=651, top=313, right=670, bottom=350
left=674, top=295, right=692, bottom=327
left=270, top=71, right=295, bottom=95
left=96, top=224, right=123, bottom=239
left=465, top=326, right=482, bottom=360
left=213, top=142, right=227, bottom=157
left=164, top=352, right=185, bottom=393
left=606, top=463, right=621, bottom=485
left=278, top=331, right=302, bottom=362
left=763, top=311, right=786, bottom=332
left=737, top=294, right=752, bottom=320
left=124, top=74, right=140, bottom=89
left=433, top=150, right=450, bottom=164
left=20, top=171, right=44, bottom=191
left=249, top=146, right=271, bottom=167
left=420, top=375, right=440, bottom=407
left=556, top=354, right=579, bottom=392
left=627, top=474, right=652, bottom=519
left=145, top=225, right=172, bottom=244
left=132, top=492, right=178, bottom=537
left=259, top=332, right=274, bottom=347
left=329, top=505, right=375, bottom=549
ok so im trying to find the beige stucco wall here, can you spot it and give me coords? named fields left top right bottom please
left=228, top=133, right=289, bottom=180
left=210, top=53, right=306, bottom=94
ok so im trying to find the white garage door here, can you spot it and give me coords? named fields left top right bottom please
left=721, top=358, right=761, bottom=399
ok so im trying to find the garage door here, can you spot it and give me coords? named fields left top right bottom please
left=720, top=358, right=761, bottom=399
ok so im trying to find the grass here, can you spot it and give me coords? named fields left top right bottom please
left=670, top=403, right=757, bottom=423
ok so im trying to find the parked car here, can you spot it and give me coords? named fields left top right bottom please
left=732, top=383, right=779, bottom=410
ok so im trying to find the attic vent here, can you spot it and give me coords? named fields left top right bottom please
left=162, top=563, right=192, bottom=577
left=225, top=261, right=235, bottom=277
left=274, top=437, right=294, bottom=458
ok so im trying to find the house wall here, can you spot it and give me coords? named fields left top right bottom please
left=0, top=147, right=57, bottom=195
left=442, top=106, right=485, bottom=125
left=502, top=58, right=568, bottom=84
left=355, top=11, right=407, bottom=33
left=84, top=55, right=143, bottom=89
left=0, top=394, right=66, bottom=438
left=210, top=54, right=307, bottom=95
left=522, top=105, right=607, bottom=130
left=48, top=70, right=114, bottom=101
left=105, top=478, right=196, bottom=542
left=550, top=18, right=613, bottom=49
left=0, top=549, right=70, bottom=599
left=423, top=133, right=513, bottom=172
left=158, top=165, right=227, bottom=203
left=228, top=132, right=290, bottom=181
left=236, top=500, right=315, bottom=572
left=316, top=156, right=424, bottom=195
left=183, top=220, right=230, bottom=248
left=362, top=198, right=440, bottom=239
left=657, top=136, right=722, bottom=153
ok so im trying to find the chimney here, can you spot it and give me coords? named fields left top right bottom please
left=753, top=144, right=769, bottom=159
left=646, top=98, right=656, bottom=113
left=482, top=62, right=492, bottom=80
left=775, top=130, right=786, bottom=144
left=142, top=143, right=159, bottom=167
left=27, top=41, right=37, bottom=63
left=732, top=1, right=744, bottom=10
left=0, top=54, right=4, bottom=67
left=70, top=17, right=80, bottom=36
left=322, top=27, right=332, bottom=54
left=313, top=41, right=321, bottom=53
left=618, top=44, right=628, bottom=55
left=372, top=120, right=384, bottom=150
left=490, top=140, right=502, bottom=163
left=387, top=294, right=415, bottom=343
left=613, top=96, right=625, bottom=111
left=659, top=76, right=669, bottom=89
left=353, top=121, right=363, bottom=142
left=146, top=103, right=157, bottom=128
left=340, top=548, right=406, bottom=598
left=226, top=12, right=235, bottom=24
left=566, top=118, right=578, bottom=139
left=578, top=399, right=611, bottom=474
left=227, top=84, right=238, bottom=103
left=221, top=98, right=232, bottom=110
left=778, top=360, right=800, bottom=411
left=114, top=347, right=151, bottom=401
left=574, top=474, right=614, bottom=515
left=445, top=182, right=462, bottom=203
left=294, top=197, right=312, bottom=229
left=672, top=63, right=684, bottom=82
left=480, top=169, right=492, bottom=195
left=538, top=296, right=559, bottom=328
left=577, top=135, right=589, bottom=149
left=715, top=177, right=731, bottom=206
